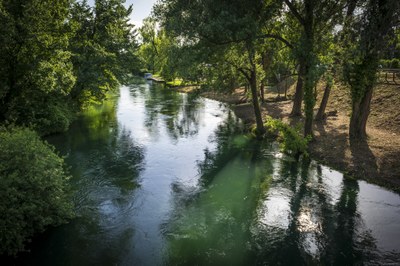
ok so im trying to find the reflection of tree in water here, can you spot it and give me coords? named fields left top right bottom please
left=95, top=129, right=145, bottom=192
left=169, top=93, right=203, bottom=138
left=165, top=110, right=246, bottom=207
left=257, top=158, right=313, bottom=264
left=162, top=112, right=277, bottom=265
left=197, top=111, right=245, bottom=187
left=251, top=157, right=381, bottom=265
left=142, top=83, right=203, bottom=139
left=42, top=98, right=146, bottom=264
left=161, top=113, right=384, bottom=265
left=323, top=176, right=380, bottom=265
left=49, top=97, right=145, bottom=203
left=49, top=99, right=118, bottom=152
left=68, top=128, right=144, bottom=254
left=329, top=177, right=362, bottom=264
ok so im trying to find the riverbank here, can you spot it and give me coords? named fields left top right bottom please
left=174, top=83, right=400, bottom=192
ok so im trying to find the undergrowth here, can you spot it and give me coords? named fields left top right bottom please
left=262, top=116, right=311, bottom=156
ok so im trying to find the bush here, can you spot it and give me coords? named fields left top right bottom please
left=0, top=127, right=74, bottom=255
left=391, top=58, right=400, bottom=69
left=5, top=96, right=75, bottom=136
left=379, top=59, right=390, bottom=68
left=379, top=58, right=400, bottom=69
left=33, top=101, right=75, bottom=135
left=263, top=116, right=310, bottom=156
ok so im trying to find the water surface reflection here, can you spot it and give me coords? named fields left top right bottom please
left=6, top=81, right=400, bottom=265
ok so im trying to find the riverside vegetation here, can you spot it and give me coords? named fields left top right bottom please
left=0, top=0, right=139, bottom=255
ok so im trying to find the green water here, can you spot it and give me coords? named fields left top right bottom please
left=8, top=81, right=400, bottom=265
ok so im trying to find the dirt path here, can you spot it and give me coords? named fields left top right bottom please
left=179, top=84, right=400, bottom=192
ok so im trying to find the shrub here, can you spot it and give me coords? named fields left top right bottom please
left=379, top=58, right=400, bottom=69
left=379, top=59, right=390, bottom=68
left=0, top=127, right=74, bottom=255
left=391, top=58, right=400, bottom=69
left=263, top=116, right=310, bottom=156
left=33, top=101, right=75, bottom=135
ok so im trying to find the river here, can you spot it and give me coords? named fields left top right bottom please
left=13, top=81, right=400, bottom=265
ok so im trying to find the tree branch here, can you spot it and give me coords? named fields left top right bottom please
left=257, top=33, right=294, bottom=49
left=197, top=32, right=251, bottom=46
left=238, top=67, right=251, bottom=82
left=284, top=0, right=305, bottom=26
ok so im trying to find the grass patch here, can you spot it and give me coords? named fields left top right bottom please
left=166, top=78, right=184, bottom=86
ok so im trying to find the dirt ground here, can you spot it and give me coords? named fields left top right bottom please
left=178, top=82, right=400, bottom=192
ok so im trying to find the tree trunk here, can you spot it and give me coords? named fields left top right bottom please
left=303, top=70, right=315, bottom=138
left=315, top=82, right=332, bottom=120
left=291, top=61, right=305, bottom=116
left=349, top=85, right=373, bottom=139
left=284, top=77, right=288, bottom=99
left=260, top=82, right=265, bottom=102
left=250, top=70, right=265, bottom=137
left=303, top=0, right=315, bottom=138
left=303, top=76, right=314, bottom=137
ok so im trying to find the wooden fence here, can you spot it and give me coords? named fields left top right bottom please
left=378, top=68, right=400, bottom=85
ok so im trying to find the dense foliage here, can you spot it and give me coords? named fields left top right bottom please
left=263, top=116, right=310, bottom=156
left=0, top=0, right=76, bottom=135
left=0, top=0, right=140, bottom=256
left=0, top=0, right=139, bottom=135
left=0, top=127, right=74, bottom=255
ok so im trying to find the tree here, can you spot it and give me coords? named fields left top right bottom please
left=315, top=73, right=333, bottom=121
left=343, top=0, right=399, bottom=139
left=138, top=17, right=160, bottom=73
left=0, top=0, right=76, bottom=135
left=283, top=0, right=346, bottom=137
left=69, top=0, right=139, bottom=108
left=94, top=0, right=140, bottom=82
left=69, top=0, right=117, bottom=108
left=155, top=0, right=282, bottom=137
left=0, top=127, right=73, bottom=255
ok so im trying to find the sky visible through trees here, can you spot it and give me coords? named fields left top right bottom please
left=88, top=0, right=156, bottom=27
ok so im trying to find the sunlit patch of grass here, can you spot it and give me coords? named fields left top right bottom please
left=166, top=78, right=184, bottom=86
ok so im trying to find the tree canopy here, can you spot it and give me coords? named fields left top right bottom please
left=151, top=0, right=399, bottom=140
left=0, top=0, right=140, bottom=135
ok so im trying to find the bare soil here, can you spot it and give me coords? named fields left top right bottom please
left=177, top=82, right=400, bottom=192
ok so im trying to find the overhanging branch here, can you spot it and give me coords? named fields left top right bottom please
left=257, top=33, right=294, bottom=49
left=284, top=0, right=306, bottom=26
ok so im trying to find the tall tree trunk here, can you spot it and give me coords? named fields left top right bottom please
left=315, top=82, right=332, bottom=120
left=303, top=0, right=315, bottom=138
left=347, top=0, right=399, bottom=139
left=303, top=74, right=314, bottom=137
left=284, top=77, right=288, bottom=99
left=260, top=82, right=265, bottom=102
left=291, top=61, right=305, bottom=116
left=341, top=0, right=359, bottom=42
left=250, top=70, right=265, bottom=137
left=260, top=51, right=270, bottom=104
left=243, top=42, right=265, bottom=138
left=349, top=85, right=373, bottom=139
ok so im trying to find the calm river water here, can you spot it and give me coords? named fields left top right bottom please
left=12, top=81, right=400, bottom=265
